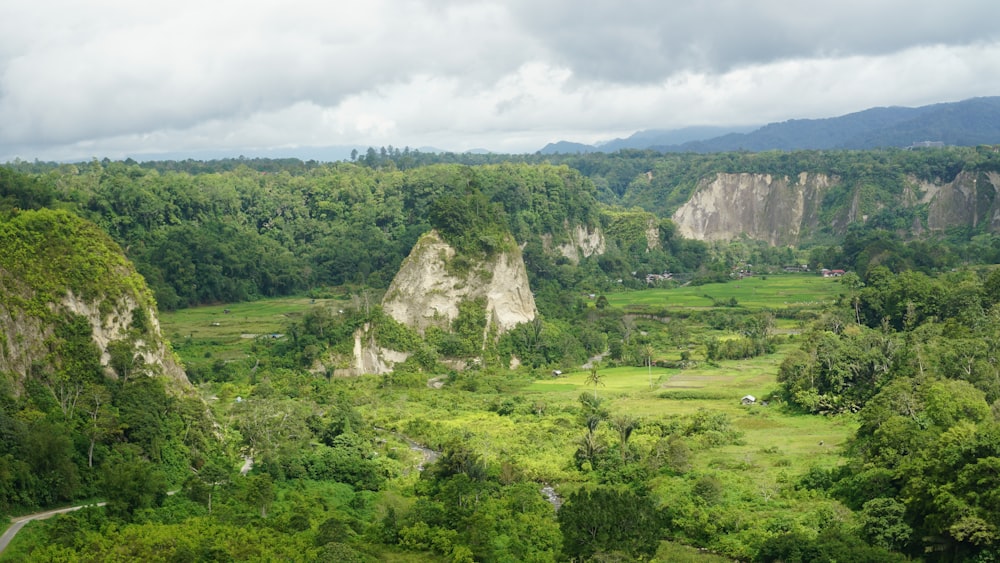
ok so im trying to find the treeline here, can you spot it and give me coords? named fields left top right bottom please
left=7, top=146, right=1000, bottom=314
left=1, top=161, right=612, bottom=310
left=1, top=160, right=726, bottom=321
left=778, top=267, right=1000, bottom=560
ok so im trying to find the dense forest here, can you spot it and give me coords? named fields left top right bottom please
left=2, top=148, right=1000, bottom=561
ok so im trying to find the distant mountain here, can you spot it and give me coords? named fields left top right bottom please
left=598, top=125, right=759, bottom=152
left=538, top=141, right=602, bottom=154
left=666, top=97, right=1000, bottom=152
left=539, top=97, right=1000, bottom=154
left=539, top=126, right=756, bottom=155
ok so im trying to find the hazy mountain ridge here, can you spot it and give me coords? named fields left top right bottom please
left=541, top=97, right=1000, bottom=154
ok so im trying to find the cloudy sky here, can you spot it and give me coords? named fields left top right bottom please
left=2, top=0, right=1000, bottom=162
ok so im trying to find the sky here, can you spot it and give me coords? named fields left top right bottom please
left=2, top=0, right=1000, bottom=162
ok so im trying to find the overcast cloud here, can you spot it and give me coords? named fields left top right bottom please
left=2, top=0, right=999, bottom=161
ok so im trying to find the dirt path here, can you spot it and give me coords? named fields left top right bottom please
left=240, top=455, right=254, bottom=476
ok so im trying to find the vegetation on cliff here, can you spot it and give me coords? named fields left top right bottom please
left=0, top=209, right=211, bottom=518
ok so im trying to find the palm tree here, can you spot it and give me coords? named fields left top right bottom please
left=586, top=364, right=605, bottom=400
left=642, top=343, right=655, bottom=388
left=575, top=431, right=605, bottom=469
left=612, top=415, right=639, bottom=463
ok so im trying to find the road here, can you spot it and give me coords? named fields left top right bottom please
left=0, top=502, right=106, bottom=555
left=0, top=490, right=178, bottom=555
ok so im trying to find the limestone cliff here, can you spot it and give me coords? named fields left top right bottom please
left=672, top=170, right=1000, bottom=245
left=382, top=230, right=537, bottom=335
left=543, top=224, right=607, bottom=265
left=0, top=209, right=188, bottom=394
left=925, top=171, right=1000, bottom=232
left=672, top=173, right=835, bottom=245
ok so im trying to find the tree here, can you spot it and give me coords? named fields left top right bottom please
left=244, top=473, right=275, bottom=518
left=611, top=415, right=639, bottom=463
left=587, top=364, right=605, bottom=400
left=558, top=487, right=663, bottom=560
left=101, top=453, right=168, bottom=520
left=859, top=497, right=912, bottom=551
left=80, top=384, right=120, bottom=468
left=642, top=343, right=655, bottom=388
left=197, top=460, right=231, bottom=514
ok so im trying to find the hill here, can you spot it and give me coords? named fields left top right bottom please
left=0, top=209, right=209, bottom=517
left=539, top=97, right=1000, bottom=154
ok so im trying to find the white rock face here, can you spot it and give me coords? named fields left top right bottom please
left=0, top=287, right=188, bottom=391
left=349, top=322, right=411, bottom=375
left=59, top=291, right=187, bottom=383
left=672, top=172, right=835, bottom=245
left=555, top=225, right=607, bottom=264
left=382, top=230, right=537, bottom=335
left=926, top=171, right=1000, bottom=232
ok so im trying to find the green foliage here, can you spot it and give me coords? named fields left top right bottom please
left=429, top=190, right=513, bottom=261
left=558, top=486, right=663, bottom=560
left=0, top=208, right=153, bottom=317
left=754, top=526, right=907, bottom=563
left=101, top=448, right=169, bottom=520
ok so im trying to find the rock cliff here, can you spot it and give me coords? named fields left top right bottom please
left=0, top=210, right=188, bottom=394
left=382, top=230, right=537, bottom=335
left=671, top=170, right=1000, bottom=245
left=672, top=173, right=835, bottom=245
left=342, top=230, right=537, bottom=375
left=926, top=171, right=1000, bottom=232
left=544, top=224, right=607, bottom=265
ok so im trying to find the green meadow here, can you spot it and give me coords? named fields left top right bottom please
left=605, top=273, right=844, bottom=311
left=160, top=296, right=349, bottom=371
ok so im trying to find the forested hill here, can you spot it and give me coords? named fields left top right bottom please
left=6, top=146, right=1000, bottom=314
left=0, top=208, right=211, bottom=515
left=540, top=96, right=1000, bottom=153
left=1, top=162, right=635, bottom=311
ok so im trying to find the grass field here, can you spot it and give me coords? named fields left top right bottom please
left=160, top=296, right=348, bottom=370
left=605, top=273, right=844, bottom=311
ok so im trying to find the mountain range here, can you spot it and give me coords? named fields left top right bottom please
left=539, top=96, right=1000, bottom=154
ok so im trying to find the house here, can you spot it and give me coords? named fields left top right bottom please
left=741, top=395, right=756, bottom=405
left=820, top=269, right=846, bottom=278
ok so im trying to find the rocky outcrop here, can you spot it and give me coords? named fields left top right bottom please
left=672, top=172, right=836, bottom=245
left=0, top=283, right=188, bottom=392
left=346, top=322, right=411, bottom=376
left=0, top=210, right=189, bottom=394
left=59, top=291, right=187, bottom=384
left=671, top=169, right=1000, bottom=246
left=382, top=230, right=537, bottom=334
left=342, top=230, right=538, bottom=375
left=546, top=224, right=607, bottom=264
left=926, top=171, right=1000, bottom=232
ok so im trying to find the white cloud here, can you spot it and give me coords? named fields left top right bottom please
left=1, top=0, right=999, bottom=161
